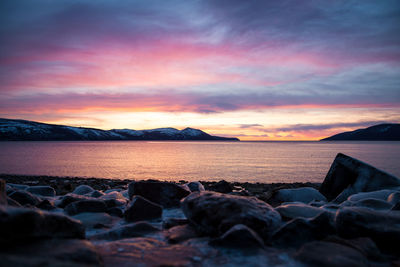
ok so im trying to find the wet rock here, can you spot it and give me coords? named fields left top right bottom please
left=65, top=199, right=107, bottom=215
left=392, top=202, right=400, bottom=211
left=335, top=206, right=400, bottom=254
left=26, top=185, right=56, bottom=197
left=103, top=198, right=127, bottom=208
left=295, top=241, right=369, bottom=267
left=186, top=181, right=205, bottom=192
left=8, top=190, right=41, bottom=206
left=271, top=211, right=336, bottom=247
left=348, top=198, right=393, bottom=210
left=0, top=179, right=6, bottom=205
left=269, top=187, right=326, bottom=205
left=319, top=153, right=400, bottom=202
left=72, top=212, right=114, bottom=229
left=388, top=192, right=400, bottom=205
left=91, top=190, right=105, bottom=198
left=208, top=180, right=233, bottom=193
left=72, top=184, right=95, bottom=195
left=7, top=197, right=21, bottom=207
left=181, top=191, right=281, bottom=239
left=347, top=189, right=398, bottom=202
left=56, top=193, right=94, bottom=208
left=90, top=222, right=160, bottom=240
left=0, top=238, right=102, bottom=267
left=165, top=224, right=198, bottom=244
left=124, top=196, right=162, bottom=222
left=107, top=207, right=124, bottom=217
left=128, top=181, right=190, bottom=208
left=275, top=203, right=324, bottom=220
left=162, top=218, right=189, bottom=229
left=36, top=199, right=56, bottom=210
left=100, top=191, right=126, bottom=201
left=7, top=183, right=29, bottom=190
left=0, top=206, right=85, bottom=243
left=211, top=224, right=264, bottom=249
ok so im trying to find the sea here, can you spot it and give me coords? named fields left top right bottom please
left=0, top=141, right=399, bottom=183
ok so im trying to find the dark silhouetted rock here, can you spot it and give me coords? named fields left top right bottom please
left=162, top=218, right=189, bottom=229
left=319, top=153, right=400, bottom=202
left=275, top=203, right=324, bottom=220
left=208, top=180, right=233, bottom=193
left=346, top=198, right=393, bottom=210
left=124, top=196, right=162, bottom=222
left=72, top=184, right=95, bottom=195
left=181, top=191, right=281, bottom=239
left=107, top=207, right=124, bottom=217
left=211, top=224, right=264, bottom=249
left=7, top=183, right=29, bottom=190
left=392, top=202, right=400, bottom=211
left=0, top=206, right=85, bottom=243
left=72, top=212, right=114, bottom=229
left=269, top=187, right=326, bottom=205
left=26, top=186, right=56, bottom=197
left=186, top=181, right=205, bottom=192
left=8, top=190, right=41, bottom=206
left=295, top=241, right=368, bottom=267
left=36, top=199, right=56, bottom=210
left=91, top=190, right=105, bottom=198
left=347, top=189, right=397, bottom=202
left=128, top=181, right=190, bottom=208
left=7, top=197, right=21, bottom=207
left=90, top=222, right=160, bottom=240
left=388, top=192, right=400, bottom=205
left=0, top=179, right=6, bottom=205
left=65, top=199, right=107, bottom=215
left=56, top=193, right=94, bottom=208
left=0, top=238, right=102, bottom=267
left=335, top=207, right=400, bottom=254
left=165, top=224, right=198, bottom=244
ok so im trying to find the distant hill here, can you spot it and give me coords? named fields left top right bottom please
left=0, top=118, right=239, bottom=141
left=321, top=123, right=400, bottom=141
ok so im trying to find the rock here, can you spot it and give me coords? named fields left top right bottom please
left=319, top=153, right=400, bottom=202
left=7, top=183, right=29, bottom=190
left=0, top=238, right=102, bottom=267
left=348, top=198, right=393, bottom=210
left=162, top=218, right=189, bottom=229
left=275, top=203, right=324, bottom=220
left=120, top=189, right=129, bottom=199
left=72, top=184, right=95, bottom=195
left=269, top=187, right=326, bottom=205
left=8, top=190, right=41, bottom=206
left=208, top=180, right=233, bottom=193
left=90, top=222, right=160, bottom=241
left=0, top=206, right=85, bottom=243
left=388, top=192, right=400, bottom=205
left=36, top=199, right=56, bottom=210
left=211, top=224, right=264, bottom=249
left=348, top=189, right=398, bottom=202
left=91, top=190, right=105, bottom=198
left=186, top=181, right=205, bottom=192
left=100, top=191, right=126, bottom=201
left=72, top=212, right=114, bottom=229
left=105, top=188, right=121, bottom=193
left=103, top=198, right=127, bottom=208
left=0, top=179, right=6, bottom=205
left=107, top=207, right=124, bottom=217
left=181, top=191, right=281, bottom=239
left=124, top=196, right=162, bottom=222
left=271, top=211, right=336, bottom=247
left=56, top=193, right=93, bottom=208
left=26, top=185, right=56, bottom=197
left=7, top=197, right=21, bottom=207
left=65, top=199, right=107, bottom=215
left=392, top=202, right=400, bottom=211
left=295, top=241, right=369, bottom=267
left=128, top=181, right=190, bottom=208
left=165, top=224, right=198, bottom=244
left=335, top=207, right=400, bottom=254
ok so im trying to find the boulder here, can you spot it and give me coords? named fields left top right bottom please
left=0, top=179, right=6, bottom=205
left=7, top=183, right=29, bottom=190
left=124, top=196, right=162, bottom=222
left=165, top=224, right=198, bottom=244
left=211, top=224, right=264, bottom=249
left=107, top=207, right=124, bottom=217
left=347, top=198, right=393, bottom=210
left=91, top=190, right=105, bottom=198
left=0, top=206, right=85, bottom=243
left=319, top=153, right=400, bottom=202
left=8, top=190, right=41, bottom=206
left=388, top=192, right=400, bottom=205
left=128, top=181, right=190, bottom=208
left=100, top=191, right=126, bottom=201
left=7, top=197, right=21, bottom=207
left=0, top=238, right=102, bottom=267
left=72, top=212, right=114, bottom=229
left=186, top=181, right=205, bottom=192
left=64, top=199, right=107, bottom=215
left=36, top=199, right=56, bottom=210
left=269, top=187, right=326, bottom=205
left=208, top=180, right=232, bottom=193
left=72, top=185, right=95, bottom=195
left=26, top=186, right=56, bottom=197
left=56, top=193, right=94, bottom=208
left=335, top=207, right=400, bottom=254
left=181, top=191, right=281, bottom=239
left=348, top=189, right=398, bottom=202
left=275, top=203, right=325, bottom=220
left=295, top=241, right=369, bottom=267
left=90, top=222, right=160, bottom=241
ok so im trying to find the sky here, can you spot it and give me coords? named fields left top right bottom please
left=0, top=0, right=399, bottom=140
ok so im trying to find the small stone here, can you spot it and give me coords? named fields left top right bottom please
left=90, top=222, right=160, bottom=240
left=212, top=224, right=264, bottom=248
left=64, top=199, right=107, bottom=215
left=72, top=185, right=95, bottom=195
left=72, top=212, right=113, bottom=229
left=162, top=218, right=189, bottom=229
left=270, top=187, right=326, bottom=205
left=275, top=203, right=324, bottom=220
left=124, top=196, right=162, bottom=222
left=91, top=190, right=105, bottom=198
left=36, top=199, right=56, bottom=210
left=166, top=224, right=198, bottom=244
left=186, top=181, right=205, bottom=192
left=26, top=186, right=56, bottom=197
left=208, top=180, right=233, bottom=193
left=8, top=190, right=41, bottom=206
left=107, top=207, right=124, bottom=217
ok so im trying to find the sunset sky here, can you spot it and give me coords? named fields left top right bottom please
left=0, top=1, right=399, bottom=140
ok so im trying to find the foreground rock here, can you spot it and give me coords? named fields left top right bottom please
left=90, top=222, right=160, bottom=241
left=0, top=206, right=85, bottom=243
left=0, top=179, right=6, bottom=205
left=8, top=190, right=41, bottom=206
left=26, top=185, right=56, bottom=197
left=124, top=196, right=162, bottom=222
left=128, top=181, right=190, bottom=208
left=319, top=153, right=400, bottom=202
left=269, top=187, right=326, bottom=205
left=211, top=224, right=265, bottom=249
left=275, top=203, right=324, bottom=220
left=181, top=191, right=281, bottom=239
left=65, top=199, right=108, bottom=215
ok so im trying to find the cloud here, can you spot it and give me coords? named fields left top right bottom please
left=238, top=124, right=263, bottom=129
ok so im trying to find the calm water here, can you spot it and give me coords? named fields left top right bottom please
left=0, top=141, right=399, bottom=183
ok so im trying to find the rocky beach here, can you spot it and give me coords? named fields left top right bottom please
left=1, top=153, right=400, bottom=266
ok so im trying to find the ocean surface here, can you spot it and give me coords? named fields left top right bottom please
left=0, top=141, right=399, bottom=183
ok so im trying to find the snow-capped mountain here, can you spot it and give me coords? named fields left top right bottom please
left=0, top=118, right=239, bottom=141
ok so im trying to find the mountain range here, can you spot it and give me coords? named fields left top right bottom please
left=0, top=118, right=239, bottom=141
left=321, top=123, right=400, bottom=141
